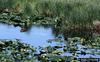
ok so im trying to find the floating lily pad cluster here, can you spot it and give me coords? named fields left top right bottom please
left=0, top=36, right=100, bottom=62
left=0, top=39, right=36, bottom=62
left=36, top=37, right=100, bottom=62
left=0, top=12, right=56, bottom=26
left=0, top=12, right=33, bottom=28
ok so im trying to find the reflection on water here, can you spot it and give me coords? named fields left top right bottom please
left=0, top=23, right=55, bottom=47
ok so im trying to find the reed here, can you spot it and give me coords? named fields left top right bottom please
left=0, top=0, right=100, bottom=24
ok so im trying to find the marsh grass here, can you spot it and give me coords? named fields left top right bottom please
left=34, top=0, right=100, bottom=24
left=0, top=0, right=100, bottom=23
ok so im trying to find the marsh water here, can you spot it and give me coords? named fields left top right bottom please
left=0, top=23, right=56, bottom=47
left=0, top=23, right=100, bottom=59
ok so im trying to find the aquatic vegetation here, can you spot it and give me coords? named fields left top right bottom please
left=0, top=39, right=36, bottom=62
left=0, top=36, right=100, bottom=62
left=37, top=37, right=100, bottom=62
